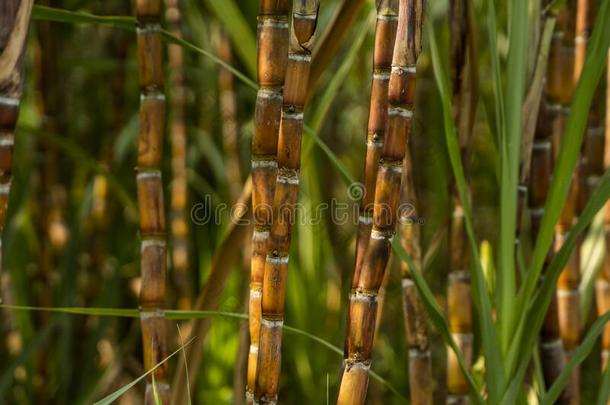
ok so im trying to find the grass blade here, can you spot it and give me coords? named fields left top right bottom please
left=93, top=337, right=196, bottom=405
left=0, top=305, right=405, bottom=401
left=541, top=311, right=610, bottom=405
left=497, top=0, right=529, bottom=354
left=201, top=0, right=256, bottom=78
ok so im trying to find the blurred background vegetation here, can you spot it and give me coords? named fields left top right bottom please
left=0, top=0, right=607, bottom=404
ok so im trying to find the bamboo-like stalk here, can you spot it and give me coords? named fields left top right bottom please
left=0, top=0, right=33, bottom=272
left=247, top=0, right=290, bottom=400
left=446, top=0, right=477, bottom=402
left=337, top=1, right=422, bottom=403
left=255, top=3, right=319, bottom=402
left=399, top=156, right=432, bottom=404
left=596, top=50, right=610, bottom=373
left=218, top=31, right=242, bottom=203
left=165, top=0, right=192, bottom=310
left=135, top=1, right=170, bottom=402
left=353, top=0, right=398, bottom=292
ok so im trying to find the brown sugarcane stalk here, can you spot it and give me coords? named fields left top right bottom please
left=446, top=0, right=477, bottom=402
left=353, top=0, right=398, bottom=294
left=596, top=50, right=610, bottom=373
left=399, top=156, right=432, bottom=404
left=135, top=0, right=170, bottom=402
left=165, top=0, right=192, bottom=310
left=0, top=0, right=33, bottom=272
left=247, top=0, right=290, bottom=400
left=337, top=0, right=422, bottom=403
left=255, top=3, right=320, bottom=402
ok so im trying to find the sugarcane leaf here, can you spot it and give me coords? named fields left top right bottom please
left=486, top=0, right=505, bottom=148
left=0, top=305, right=405, bottom=401
left=506, top=167, right=610, bottom=388
left=579, top=212, right=606, bottom=318
left=392, top=239, right=483, bottom=404
left=513, top=0, right=610, bottom=374
left=497, top=0, right=529, bottom=355
left=31, top=4, right=133, bottom=29
left=597, top=361, right=610, bottom=405
left=427, top=19, right=505, bottom=401
left=200, top=0, right=257, bottom=78
left=519, top=16, right=556, bottom=185
left=93, top=337, right=196, bottom=405
left=541, top=311, right=610, bottom=405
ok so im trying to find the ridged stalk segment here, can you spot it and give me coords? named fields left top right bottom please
left=337, top=1, right=422, bottom=403
left=165, top=0, right=192, bottom=310
left=135, top=0, right=170, bottom=402
left=353, top=0, right=398, bottom=289
left=399, top=157, right=432, bottom=405
left=0, top=1, right=33, bottom=272
left=247, top=0, right=290, bottom=400
left=255, top=3, right=320, bottom=402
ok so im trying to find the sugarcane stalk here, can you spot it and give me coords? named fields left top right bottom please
left=399, top=156, right=432, bottom=404
left=247, top=0, right=290, bottom=400
left=135, top=0, right=170, bottom=402
left=165, top=0, right=192, bottom=310
left=353, top=0, right=398, bottom=292
left=0, top=0, right=33, bottom=273
left=352, top=0, right=399, bottom=356
left=255, top=3, right=320, bottom=402
left=337, top=1, right=422, bottom=403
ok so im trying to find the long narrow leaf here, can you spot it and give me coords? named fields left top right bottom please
left=94, top=338, right=196, bottom=405
left=200, top=0, right=256, bottom=78
left=541, top=311, right=610, bottom=405
left=497, top=0, right=529, bottom=353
